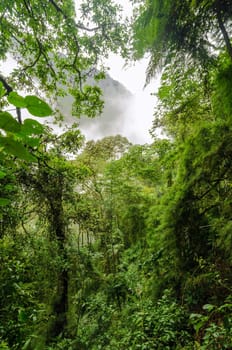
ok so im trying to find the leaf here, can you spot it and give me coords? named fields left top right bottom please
left=0, top=198, right=10, bottom=206
left=0, top=82, right=6, bottom=98
left=218, top=303, right=232, bottom=312
left=190, top=313, right=209, bottom=332
left=0, top=136, right=36, bottom=162
left=18, top=308, right=27, bottom=322
left=195, top=317, right=209, bottom=332
left=0, top=112, right=21, bottom=132
left=22, top=338, right=32, bottom=350
left=202, top=304, right=215, bottom=312
left=25, top=96, right=53, bottom=117
left=23, top=137, right=40, bottom=148
left=94, top=71, right=106, bottom=81
left=0, top=170, right=6, bottom=179
left=21, top=119, right=44, bottom=135
left=8, top=92, right=27, bottom=108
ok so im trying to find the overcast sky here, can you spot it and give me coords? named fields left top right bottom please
left=105, top=54, right=159, bottom=144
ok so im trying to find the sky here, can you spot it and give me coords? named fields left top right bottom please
left=105, top=55, right=159, bottom=144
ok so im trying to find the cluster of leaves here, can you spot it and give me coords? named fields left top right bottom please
left=0, top=83, right=51, bottom=162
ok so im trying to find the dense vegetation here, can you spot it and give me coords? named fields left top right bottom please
left=1, top=0, right=232, bottom=349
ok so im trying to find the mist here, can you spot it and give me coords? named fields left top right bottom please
left=56, top=73, right=155, bottom=144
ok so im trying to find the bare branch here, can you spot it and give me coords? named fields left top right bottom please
left=75, top=22, right=101, bottom=32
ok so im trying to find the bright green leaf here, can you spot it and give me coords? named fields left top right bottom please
left=0, top=112, right=21, bottom=132
left=0, top=82, right=6, bottom=98
left=25, top=95, right=53, bottom=117
left=197, top=317, right=209, bottom=332
left=202, top=304, right=215, bottom=312
left=23, top=137, right=40, bottom=148
left=0, top=198, right=10, bottom=206
left=22, top=338, right=32, bottom=350
left=21, top=119, right=44, bottom=135
left=218, top=303, right=232, bottom=311
left=0, top=170, right=6, bottom=179
left=0, top=136, right=36, bottom=162
left=8, top=92, right=27, bottom=108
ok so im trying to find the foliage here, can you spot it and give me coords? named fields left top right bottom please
left=1, top=0, right=232, bottom=349
left=190, top=298, right=232, bottom=349
left=132, top=0, right=232, bottom=82
left=0, top=0, right=128, bottom=117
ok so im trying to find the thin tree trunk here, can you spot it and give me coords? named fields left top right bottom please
left=47, top=175, right=69, bottom=341
left=216, top=8, right=232, bottom=61
left=50, top=268, right=68, bottom=338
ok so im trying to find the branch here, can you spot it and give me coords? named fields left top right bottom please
left=200, top=203, right=218, bottom=216
left=48, top=0, right=100, bottom=32
left=47, top=0, right=82, bottom=60
left=195, top=166, right=230, bottom=201
left=22, top=38, right=43, bottom=71
left=41, top=51, right=57, bottom=78
left=16, top=107, right=22, bottom=124
left=0, top=75, right=23, bottom=124
left=75, top=22, right=101, bottom=32
left=21, top=220, right=30, bottom=235
left=0, top=74, right=13, bottom=95
left=23, top=0, right=35, bottom=18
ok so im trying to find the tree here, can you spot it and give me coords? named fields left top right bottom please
left=150, top=62, right=213, bottom=140
left=131, top=0, right=232, bottom=325
left=132, top=0, right=232, bottom=82
left=0, top=3, right=129, bottom=345
left=0, top=0, right=127, bottom=117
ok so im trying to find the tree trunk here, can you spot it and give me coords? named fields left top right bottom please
left=50, top=269, right=68, bottom=338
left=216, top=8, right=232, bottom=61
left=47, top=175, right=69, bottom=341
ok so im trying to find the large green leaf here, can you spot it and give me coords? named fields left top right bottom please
left=25, top=96, right=53, bottom=117
left=0, top=136, right=36, bottom=161
left=21, top=119, right=44, bottom=135
left=8, top=92, right=27, bottom=108
left=23, top=136, right=40, bottom=148
left=0, top=112, right=21, bottom=132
